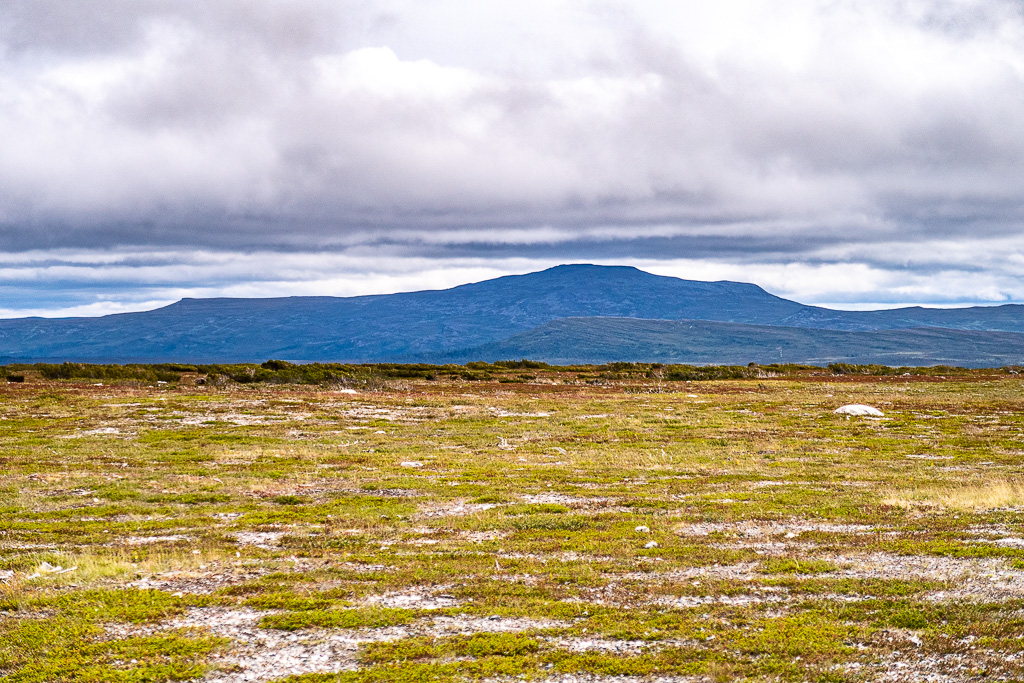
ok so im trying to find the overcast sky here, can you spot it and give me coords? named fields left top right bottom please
left=2, top=0, right=1023, bottom=317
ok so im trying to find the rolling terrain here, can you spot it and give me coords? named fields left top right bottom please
left=439, top=316, right=1024, bottom=367
left=1, top=264, right=1022, bottom=364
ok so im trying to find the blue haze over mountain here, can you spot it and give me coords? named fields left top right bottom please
left=1, top=265, right=1023, bottom=366
left=438, top=317, right=1024, bottom=368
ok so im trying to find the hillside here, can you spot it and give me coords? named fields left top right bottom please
left=0, top=264, right=1022, bottom=363
left=438, top=317, right=1024, bottom=367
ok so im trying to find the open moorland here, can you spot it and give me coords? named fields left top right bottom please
left=2, top=362, right=1024, bottom=682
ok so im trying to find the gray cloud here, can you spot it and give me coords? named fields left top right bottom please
left=1, top=1, right=1023, bottom=312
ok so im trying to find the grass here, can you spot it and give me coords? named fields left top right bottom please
left=884, top=478, right=1024, bottom=511
left=759, top=558, right=840, bottom=575
left=259, top=607, right=420, bottom=631
left=2, top=364, right=1024, bottom=681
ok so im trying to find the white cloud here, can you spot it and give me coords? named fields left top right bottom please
left=0, top=300, right=177, bottom=319
left=2, top=239, right=1023, bottom=319
left=0, top=1, right=1023, bottom=311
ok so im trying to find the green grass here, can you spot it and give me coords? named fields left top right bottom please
left=759, top=558, right=840, bottom=575
left=259, top=607, right=420, bottom=631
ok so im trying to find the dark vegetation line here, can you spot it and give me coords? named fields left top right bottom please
left=3, top=360, right=1021, bottom=387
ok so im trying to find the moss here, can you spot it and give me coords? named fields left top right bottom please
left=762, top=577, right=946, bottom=597
left=759, top=558, right=839, bottom=575
left=34, top=589, right=206, bottom=624
left=888, top=608, right=929, bottom=629
left=259, top=607, right=420, bottom=631
left=245, top=592, right=340, bottom=611
left=359, top=633, right=541, bottom=665
left=0, top=618, right=225, bottom=682
left=272, top=495, right=307, bottom=505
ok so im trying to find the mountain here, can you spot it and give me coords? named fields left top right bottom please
left=781, top=303, right=1024, bottom=333
left=436, top=317, right=1024, bottom=368
left=0, top=264, right=1022, bottom=364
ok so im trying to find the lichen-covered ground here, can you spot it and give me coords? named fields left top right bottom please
left=2, top=367, right=1024, bottom=682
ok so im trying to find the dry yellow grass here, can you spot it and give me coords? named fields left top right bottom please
left=885, top=479, right=1024, bottom=511
left=5, top=543, right=247, bottom=591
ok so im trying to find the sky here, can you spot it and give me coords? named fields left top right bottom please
left=2, top=0, right=1024, bottom=317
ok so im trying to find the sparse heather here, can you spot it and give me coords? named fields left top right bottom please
left=1, top=364, right=1024, bottom=682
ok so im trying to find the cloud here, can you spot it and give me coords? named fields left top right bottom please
left=3, top=239, right=1023, bottom=320
left=0, top=1, right=1023, bottom=311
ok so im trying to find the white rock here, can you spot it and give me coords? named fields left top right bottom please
left=337, top=388, right=358, bottom=394
left=26, top=562, right=77, bottom=579
left=644, top=541, right=659, bottom=549
left=833, top=404, right=884, bottom=417
left=635, top=525, right=650, bottom=533
left=401, top=461, right=424, bottom=468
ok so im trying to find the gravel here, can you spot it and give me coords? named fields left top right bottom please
left=106, top=608, right=574, bottom=683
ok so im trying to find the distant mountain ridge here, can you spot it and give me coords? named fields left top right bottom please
left=1, top=264, right=1022, bottom=365
left=436, top=317, right=1024, bottom=368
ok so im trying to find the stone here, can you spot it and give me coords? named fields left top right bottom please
left=833, top=404, right=884, bottom=417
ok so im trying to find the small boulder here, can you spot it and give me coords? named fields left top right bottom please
left=635, top=525, right=650, bottom=533
left=833, top=404, right=883, bottom=417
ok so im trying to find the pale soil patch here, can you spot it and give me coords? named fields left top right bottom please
left=106, top=608, right=573, bottom=683
left=0, top=542, right=59, bottom=551
left=333, top=561, right=392, bottom=574
left=128, top=566, right=269, bottom=594
left=416, top=500, right=499, bottom=518
left=991, top=537, right=1024, bottom=547
left=745, top=479, right=807, bottom=488
left=858, top=641, right=1010, bottom=682
left=124, top=534, right=191, bottom=545
left=675, top=520, right=879, bottom=537
left=100, top=396, right=441, bottom=430
left=233, top=531, right=285, bottom=549
left=335, top=403, right=438, bottom=423
left=107, top=607, right=389, bottom=683
left=524, top=677, right=706, bottom=682
left=336, top=487, right=417, bottom=497
left=557, top=553, right=1024, bottom=608
left=520, top=493, right=613, bottom=507
left=542, top=636, right=662, bottom=655
left=178, top=413, right=305, bottom=426
left=490, top=409, right=554, bottom=417
left=57, top=426, right=134, bottom=439
left=652, top=592, right=791, bottom=609
left=840, top=553, right=1024, bottom=585
left=461, top=530, right=509, bottom=543
left=360, top=588, right=461, bottom=610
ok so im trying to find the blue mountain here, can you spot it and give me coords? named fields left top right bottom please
left=0, top=264, right=1022, bottom=364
